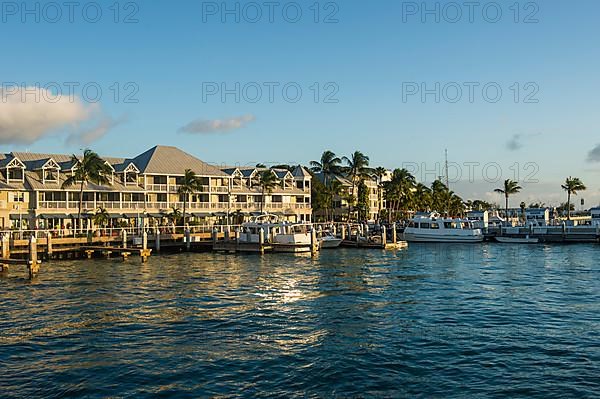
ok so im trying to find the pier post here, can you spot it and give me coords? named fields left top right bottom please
left=28, top=235, right=39, bottom=279
left=122, top=230, right=127, bottom=249
left=356, top=227, right=360, bottom=246
left=1, top=234, right=10, bottom=259
left=392, top=223, right=397, bottom=244
left=259, top=228, right=265, bottom=254
left=212, top=227, right=218, bottom=246
left=311, top=228, right=318, bottom=255
left=224, top=227, right=230, bottom=241
left=381, top=225, right=387, bottom=247
left=185, top=229, right=191, bottom=251
left=332, top=225, right=337, bottom=236
left=142, top=231, right=148, bottom=251
left=46, top=232, right=53, bottom=258
left=341, top=225, right=346, bottom=241
left=155, top=227, right=161, bottom=253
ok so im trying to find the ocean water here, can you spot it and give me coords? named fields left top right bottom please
left=1, top=244, right=599, bottom=398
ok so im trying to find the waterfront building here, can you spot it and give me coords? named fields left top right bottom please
left=0, top=145, right=312, bottom=230
left=313, top=174, right=383, bottom=222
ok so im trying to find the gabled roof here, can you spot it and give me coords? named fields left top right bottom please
left=0, top=155, right=25, bottom=169
left=314, top=173, right=352, bottom=186
left=292, top=166, right=311, bottom=178
left=130, top=145, right=227, bottom=176
left=272, top=169, right=293, bottom=179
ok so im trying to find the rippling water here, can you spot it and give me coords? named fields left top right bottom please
left=1, top=244, right=599, bottom=398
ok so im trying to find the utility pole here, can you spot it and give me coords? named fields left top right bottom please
left=445, top=149, right=450, bottom=217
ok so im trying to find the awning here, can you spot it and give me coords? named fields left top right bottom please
left=122, top=213, right=146, bottom=218
left=284, top=210, right=297, bottom=216
left=250, top=212, right=264, bottom=216
left=147, top=213, right=164, bottom=218
left=193, top=212, right=212, bottom=218
left=69, top=213, right=93, bottom=219
left=9, top=214, right=27, bottom=221
left=108, top=213, right=123, bottom=219
left=212, top=212, right=226, bottom=217
left=38, top=213, right=69, bottom=219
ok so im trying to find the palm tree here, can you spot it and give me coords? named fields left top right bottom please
left=383, top=169, right=416, bottom=221
left=342, top=151, right=371, bottom=220
left=177, top=169, right=203, bottom=226
left=62, top=149, right=113, bottom=233
left=561, top=177, right=586, bottom=220
left=92, top=207, right=109, bottom=229
left=309, top=150, right=342, bottom=188
left=494, top=179, right=522, bottom=224
left=169, top=206, right=182, bottom=224
left=258, top=170, right=278, bottom=213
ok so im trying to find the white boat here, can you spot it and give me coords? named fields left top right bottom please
left=402, top=213, right=484, bottom=243
left=495, top=236, right=539, bottom=244
left=319, top=232, right=342, bottom=248
left=239, top=214, right=313, bottom=253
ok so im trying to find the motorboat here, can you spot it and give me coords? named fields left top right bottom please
left=319, top=231, right=342, bottom=248
left=495, top=236, right=539, bottom=244
left=239, top=214, right=313, bottom=253
left=402, top=213, right=484, bottom=243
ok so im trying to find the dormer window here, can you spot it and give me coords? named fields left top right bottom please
left=4, top=157, right=26, bottom=184
left=40, top=158, right=60, bottom=184
left=122, top=163, right=140, bottom=186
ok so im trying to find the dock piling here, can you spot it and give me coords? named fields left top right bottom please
left=1, top=234, right=10, bottom=259
left=28, top=235, right=39, bottom=278
left=122, top=230, right=127, bottom=249
left=392, top=223, right=397, bottom=244
left=185, top=229, right=191, bottom=251
left=382, top=225, right=387, bottom=247
left=46, top=232, right=53, bottom=258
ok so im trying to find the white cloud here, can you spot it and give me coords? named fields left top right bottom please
left=178, top=114, right=256, bottom=134
left=67, top=114, right=127, bottom=146
left=0, top=86, right=118, bottom=145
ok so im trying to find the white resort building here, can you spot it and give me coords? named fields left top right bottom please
left=0, top=145, right=312, bottom=231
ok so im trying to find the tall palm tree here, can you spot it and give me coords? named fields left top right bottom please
left=177, top=169, right=203, bottom=226
left=561, top=177, right=586, bottom=220
left=494, top=179, right=522, bottom=224
left=258, top=170, right=279, bottom=213
left=62, top=149, right=113, bottom=233
left=309, top=150, right=342, bottom=188
left=342, top=151, right=371, bottom=220
left=383, top=169, right=416, bottom=221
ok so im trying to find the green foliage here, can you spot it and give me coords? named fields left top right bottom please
left=356, top=180, right=369, bottom=220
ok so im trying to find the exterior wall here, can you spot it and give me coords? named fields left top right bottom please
left=1, top=170, right=312, bottom=229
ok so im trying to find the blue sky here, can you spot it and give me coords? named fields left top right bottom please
left=1, top=0, right=600, bottom=205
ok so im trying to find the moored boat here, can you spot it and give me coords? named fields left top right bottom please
left=402, top=213, right=484, bottom=243
left=319, top=232, right=343, bottom=248
left=495, top=236, right=539, bottom=244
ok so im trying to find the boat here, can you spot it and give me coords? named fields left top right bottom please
left=495, top=236, right=539, bottom=244
left=239, top=214, right=313, bottom=253
left=319, top=232, right=342, bottom=248
left=402, top=213, right=484, bottom=243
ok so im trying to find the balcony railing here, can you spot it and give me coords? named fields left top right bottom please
left=37, top=200, right=311, bottom=211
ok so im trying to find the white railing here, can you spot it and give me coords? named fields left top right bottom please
left=147, top=184, right=167, bottom=191
left=121, top=202, right=146, bottom=209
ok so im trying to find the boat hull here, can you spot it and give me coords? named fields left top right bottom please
left=495, top=237, right=539, bottom=244
left=403, top=232, right=484, bottom=243
left=319, top=238, right=342, bottom=248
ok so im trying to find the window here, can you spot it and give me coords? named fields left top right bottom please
left=296, top=181, right=304, bottom=189
left=430, top=223, right=440, bottom=229
left=272, top=195, right=282, bottom=203
left=157, top=193, right=167, bottom=202
left=154, top=176, right=167, bottom=184
left=420, top=223, right=430, bottom=229
left=12, top=192, right=25, bottom=202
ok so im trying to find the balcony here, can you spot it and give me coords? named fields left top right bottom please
left=147, top=184, right=167, bottom=191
